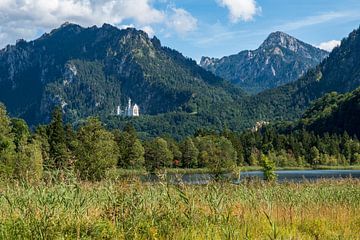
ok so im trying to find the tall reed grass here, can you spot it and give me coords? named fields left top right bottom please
left=0, top=178, right=359, bottom=239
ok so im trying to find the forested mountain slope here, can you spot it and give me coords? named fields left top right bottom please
left=296, top=88, right=360, bottom=136
left=0, top=23, right=245, bottom=129
left=200, top=32, right=328, bottom=94
left=249, top=26, right=360, bottom=122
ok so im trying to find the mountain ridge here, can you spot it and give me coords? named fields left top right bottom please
left=0, top=22, right=246, bottom=136
left=200, top=31, right=328, bottom=94
left=250, top=26, right=360, bottom=122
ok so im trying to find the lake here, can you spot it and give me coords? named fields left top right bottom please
left=143, top=170, right=360, bottom=184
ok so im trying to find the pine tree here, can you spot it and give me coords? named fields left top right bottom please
left=48, top=107, right=70, bottom=169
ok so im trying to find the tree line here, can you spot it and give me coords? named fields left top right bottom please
left=1, top=104, right=359, bottom=182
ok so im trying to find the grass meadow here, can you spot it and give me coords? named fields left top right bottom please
left=0, top=177, right=359, bottom=239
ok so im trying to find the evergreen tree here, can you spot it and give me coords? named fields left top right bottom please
left=48, top=107, right=70, bottom=169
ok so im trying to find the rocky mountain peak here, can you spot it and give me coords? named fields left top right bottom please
left=200, top=56, right=217, bottom=68
left=260, top=31, right=305, bottom=52
left=200, top=31, right=329, bottom=94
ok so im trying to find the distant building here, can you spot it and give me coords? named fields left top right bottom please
left=116, top=98, right=140, bottom=117
left=251, top=121, right=270, bottom=132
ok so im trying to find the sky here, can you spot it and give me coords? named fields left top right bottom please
left=0, top=0, right=360, bottom=62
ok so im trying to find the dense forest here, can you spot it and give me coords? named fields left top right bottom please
left=1, top=103, right=359, bottom=182
left=1, top=24, right=360, bottom=139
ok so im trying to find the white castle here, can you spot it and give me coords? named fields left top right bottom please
left=116, top=98, right=140, bottom=117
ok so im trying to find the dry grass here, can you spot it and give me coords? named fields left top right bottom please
left=0, top=178, right=359, bottom=239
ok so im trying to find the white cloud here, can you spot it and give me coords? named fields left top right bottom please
left=141, top=26, right=155, bottom=37
left=0, top=0, right=199, bottom=47
left=277, top=11, right=360, bottom=32
left=0, top=0, right=166, bottom=47
left=317, top=40, right=341, bottom=52
left=167, top=8, right=198, bottom=35
left=217, top=0, right=261, bottom=23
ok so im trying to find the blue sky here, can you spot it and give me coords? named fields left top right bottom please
left=154, top=0, right=360, bottom=61
left=0, top=0, right=360, bottom=62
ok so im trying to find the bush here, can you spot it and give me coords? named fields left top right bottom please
left=262, top=154, right=277, bottom=181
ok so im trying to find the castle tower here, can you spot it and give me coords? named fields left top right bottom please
left=133, top=104, right=140, bottom=117
left=127, top=98, right=132, bottom=116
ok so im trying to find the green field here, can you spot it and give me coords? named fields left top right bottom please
left=0, top=178, right=359, bottom=239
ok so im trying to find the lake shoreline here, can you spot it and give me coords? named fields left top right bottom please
left=107, top=165, right=360, bottom=178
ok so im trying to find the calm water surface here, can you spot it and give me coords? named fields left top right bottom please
left=143, top=170, right=360, bottom=184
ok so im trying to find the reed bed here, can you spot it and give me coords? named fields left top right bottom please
left=0, top=178, right=359, bottom=239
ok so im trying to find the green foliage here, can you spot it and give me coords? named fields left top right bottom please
left=0, top=106, right=43, bottom=182
left=144, top=137, right=173, bottom=172
left=298, top=88, right=360, bottom=137
left=74, top=118, right=118, bottom=181
left=310, top=146, right=320, bottom=166
left=261, top=154, right=277, bottom=181
left=48, top=107, right=70, bottom=169
left=14, top=139, right=44, bottom=183
left=34, top=125, right=51, bottom=169
left=0, top=104, right=16, bottom=179
left=180, top=137, right=199, bottom=168
left=114, top=126, right=145, bottom=169
left=195, top=135, right=237, bottom=173
left=10, top=118, right=43, bottom=182
left=252, top=27, right=360, bottom=123
left=11, top=118, right=30, bottom=151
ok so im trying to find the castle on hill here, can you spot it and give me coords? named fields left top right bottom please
left=116, top=98, right=140, bottom=117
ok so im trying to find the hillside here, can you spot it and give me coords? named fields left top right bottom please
left=1, top=23, right=360, bottom=138
left=249, top=26, right=360, bottom=122
left=200, top=32, right=328, bottom=94
left=296, top=88, right=360, bottom=136
left=0, top=23, right=245, bottom=132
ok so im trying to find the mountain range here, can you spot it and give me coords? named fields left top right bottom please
left=252, top=26, right=360, bottom=122
left=0, top=23, right=244, bottom=130
left=0, top=23, right=360, bottom=138
left=200, top=32, right=329, bottom=94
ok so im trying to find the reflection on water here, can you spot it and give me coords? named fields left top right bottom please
left=142, top=170, right=360, bottom=185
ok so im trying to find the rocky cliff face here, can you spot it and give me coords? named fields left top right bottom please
left=200, top=32, right=328, bottom=94
left=0, top=23, right=244, bottom=125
